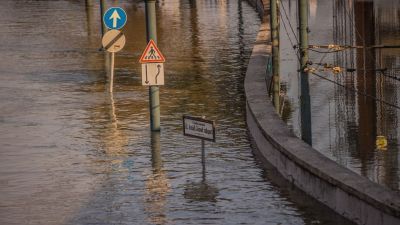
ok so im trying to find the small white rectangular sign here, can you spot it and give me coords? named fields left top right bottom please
left=183, top=116, right=216, bottom=142
left=141, top=63, right=164, bottom=86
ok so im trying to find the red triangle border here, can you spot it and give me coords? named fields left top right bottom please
left=139, top=39, right=166, bottom=63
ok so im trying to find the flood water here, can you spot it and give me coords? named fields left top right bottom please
left=280, top=0, right=400, bottom=191
left=0, top=0, right=354, bottom=224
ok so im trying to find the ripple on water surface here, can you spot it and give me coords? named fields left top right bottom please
left=0, top=0, right=354, bottom=225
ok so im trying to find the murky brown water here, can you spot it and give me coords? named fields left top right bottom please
left=0, top=0, right=354, bottom=224
left=280, top=0, right=400, bottom=191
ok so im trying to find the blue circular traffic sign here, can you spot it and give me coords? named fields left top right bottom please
left=103, top=7, right=127, bottom=30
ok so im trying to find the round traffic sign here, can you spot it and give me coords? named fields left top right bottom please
left=103, top=7, right=127, bottom=30
left=102, top=30, right=126, bottom=53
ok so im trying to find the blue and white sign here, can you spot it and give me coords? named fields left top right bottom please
left=103, top=7, right=127, bottom=30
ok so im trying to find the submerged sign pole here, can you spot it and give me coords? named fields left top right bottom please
left=139, top=40, right=166, bottom=86
left=145, top=0, right=160, bottom=131
left=110, top=52, right=115, bottom=92
left=101, top=29, right=126, bottom=92
left=183, top=116, right=216, bottom=142
left=101, top=8, right=126, bottom=93
left=201, top=138, right=205, bottom=170
left=100, top=0, right=106, bottom=36
left=183, top=115, right=216, bottom=169
left=200, top=115, right=206, bottom=167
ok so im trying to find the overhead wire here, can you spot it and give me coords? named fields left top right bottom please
left=280, top=12, right=296, bottom=49
left=279, top=0, right=299, bottom=44
left=310, top=62, right=400, bottom=82
left=310, top=70, right=400, bottom=110
left=280, top=1, right=400, bottom=110
left=309, top=49, right=346, bottom=54
left=308, top=0, right=400, bottom=96
left=278, top=0, right=301, bottom=62
left=279, top=9, right=300, bottom=61
left=378, top=70, right=400, bottom=82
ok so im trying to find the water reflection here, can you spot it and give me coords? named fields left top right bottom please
left=184, top=142, right=219, bottom=203
left=104, top=92, right=128, bottom=156
left=144, top=132, right=170, bottom=225
left=354, top=0, right=378, bottom=179
left=335, top=0, right=400, bottom=190
left=0, top=0, right=357, bottom=224
left=183, top=174, right=219, bottom=203
left=309, top=0, right=318, bottom=22
left=86, top=93, right=129, bottom=156
left=281, top=0, right=400, bottom=190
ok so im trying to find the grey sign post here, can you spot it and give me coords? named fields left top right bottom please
left=101, top=29, right=126, bottom=93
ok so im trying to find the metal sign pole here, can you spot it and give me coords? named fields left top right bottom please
left=102, top=30, right=125, bottom=93
left=110, top=52, right=115, bottom=93
left=201, top=115, right=206, bottom=173
left=145, top=0, right=161, bottom=131
left=201, top=139, right=206, bottom=180
left=201, top=139, right=206, bottom=181
left=100, top=0, right=106, bottom=36
left=101, top=7, right=127, bottom=92
left=183, top=115, right=216, bottom=177
left=201, top=139, right=205, bottom=166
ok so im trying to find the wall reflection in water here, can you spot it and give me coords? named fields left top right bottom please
left=333, top=0, right=399, bottom=190
left=0, top=0, right=357, bottom=224
left=281, top=0, right=400, bottom=191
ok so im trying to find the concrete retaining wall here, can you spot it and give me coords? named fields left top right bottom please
left=244, top=0, right=400, bottom=224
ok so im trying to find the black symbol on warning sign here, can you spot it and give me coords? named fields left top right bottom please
left=139, top=40, right=165, bottom=63
left=155, top=64, right=161, bottom=84
left=145, top=64, right=149, bottom=84
left=145, top=46, right=160, bottom=60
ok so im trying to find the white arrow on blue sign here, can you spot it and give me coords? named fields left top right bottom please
left=103, top=7, right=127, bottom=30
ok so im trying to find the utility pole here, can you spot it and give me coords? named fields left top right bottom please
left=298, top=0, right=312, bottom=145
left=271, top=0, right=280, bottom=113
left=145, top=0, right=161, bottom=131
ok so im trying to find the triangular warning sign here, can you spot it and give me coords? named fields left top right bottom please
left=139, top=39, right=166, bottom=63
